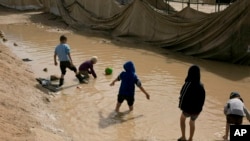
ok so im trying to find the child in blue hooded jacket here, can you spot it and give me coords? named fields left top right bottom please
left=110, top=61, right=150, bottom=112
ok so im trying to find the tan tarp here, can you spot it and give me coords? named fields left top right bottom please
left=40, top=0, right=60, bottom=15
left=1, top=0, right=250, bottom=65
left=0, top=0, right=42, bottom=10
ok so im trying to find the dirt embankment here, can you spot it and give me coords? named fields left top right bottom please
left=0, top=41, right=68, bottom=141
left=0, top=6, right=70, bottom=141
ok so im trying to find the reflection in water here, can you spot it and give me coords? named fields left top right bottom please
left=1, top=23, right=250, bottom=141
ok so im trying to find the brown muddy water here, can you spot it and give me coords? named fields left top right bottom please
left=1, top=23, right=250, bottom=141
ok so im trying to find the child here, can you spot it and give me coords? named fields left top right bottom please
left=178, top=65, right=206, bottom=141
left=78, top=56, right=98, bottom=82
left=54, top=35, right=83, bottom=86
left=223, top=92, right=250, bottom=140
left=110, top=61, right=150, bottom=112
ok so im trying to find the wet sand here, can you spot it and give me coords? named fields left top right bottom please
left=1, top=8, right=250, bottom=141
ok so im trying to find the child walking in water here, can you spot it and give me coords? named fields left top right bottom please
left=54, top=35, right=83, bottom=86
left=178, top=65, right=206, bottom=141
left=223, top=92, right=250, bottom=141
left=110, top=61, right=150, bottom=112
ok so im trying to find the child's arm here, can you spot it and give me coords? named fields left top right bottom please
left=135, top=79, right=150, bottom=100
left=138, top=86, right=150, bottom=100
left=224, top=103, right=229, bottom=116
left=110, top=77, right=119, bottom=86
left=243, top=107, right=250, bottom=122
left=89, top=67, right=97, bottom=78
left=54, top=53, right=57, bottom=66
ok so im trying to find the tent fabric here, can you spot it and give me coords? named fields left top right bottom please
left=40, top=0, right=60, bottom=15
left=0, top=0, right=42, bottom=10
left=55, top=0, right=250, bottom=65
left=1, top=0, right=250, bottom=65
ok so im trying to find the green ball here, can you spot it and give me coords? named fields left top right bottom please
left=105, top=67, right=113, bottom=75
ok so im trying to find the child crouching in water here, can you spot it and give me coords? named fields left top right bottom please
left=78, top=56, right=98, bottom=83
left=223, top=92, right=250, bottom=140
left=110, top=61, right=150, bottom=112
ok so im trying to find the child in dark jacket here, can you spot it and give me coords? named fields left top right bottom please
left=78, top=56, right=98, bottom=83
left=178, top=65, right=206, bottom=141
left=110, top=61, right=150, bottom=112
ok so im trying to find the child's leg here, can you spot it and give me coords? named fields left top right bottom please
left=188, top=119, right=195, bottom=141
left=188, top=114, right=199, bottom=141
left=127, top=96, right=134, bottom=112
left=223, top=123, right=230, bottom=140
left=60, top=62, right=66, bottom=79
left=129, top=105, right=133, bottom=111
left=59, top=63, right=66, bottom=86
left=67, top=63, right=77, bottom=74
left=81, top=71, right=89, bottom=79
left=60, top=74, right=65, bottom=79
left=115, top=102, right=122, bottom=112
left=116, top=95, right=125, bottom=112
left=59, top=77, right=64, bottom=86
left=180, top=113, right=187, bottom=140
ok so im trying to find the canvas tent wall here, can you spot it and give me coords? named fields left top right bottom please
left=0, top=0, right=42, bottom=10
left=41, top=0, right=60, bottom=15
left=1, top=0, right=250, bottom=65
left=50, top=0, right=250, bottom=64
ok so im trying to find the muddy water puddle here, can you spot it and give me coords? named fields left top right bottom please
left=1, top=23, right=250, bottom=141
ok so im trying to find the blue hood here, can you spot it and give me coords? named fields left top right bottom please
left=119, top=61, right=138, bottom=96
left=123, top=61, right=135, bottom=73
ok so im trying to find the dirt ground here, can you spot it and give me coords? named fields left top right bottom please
left=0, top=6, right=71, bottom=141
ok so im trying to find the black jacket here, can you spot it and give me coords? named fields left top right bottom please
left=179, top=65, right=205, bottom=114
left=179, top=81, right=205, bottom=114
